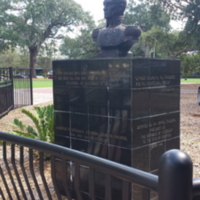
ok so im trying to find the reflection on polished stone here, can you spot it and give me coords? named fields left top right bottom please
left=109, top=117, right=131, bottom=148
left=53, top=58, right=180, bottom=200
left=88, top=88, right=108, bottom=115
left=53, top=58, right=180, bottom=167
left=109, top=145, right=131, bottom=166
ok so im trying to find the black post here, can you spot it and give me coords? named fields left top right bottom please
left=193, top=178, right=200, bottom=200
left=158, top=149, right=193, bottom=200
left=198, top=87, right=200, bottom=106
left=29, top=68, right=33, bottom=105
left=9, top=67, right=14, bottom=109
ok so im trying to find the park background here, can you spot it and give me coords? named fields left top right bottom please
left=0, top=0, right=200, bottom=79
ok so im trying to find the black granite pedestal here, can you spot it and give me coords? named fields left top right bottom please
left=53, top=58, right=180, bottom=199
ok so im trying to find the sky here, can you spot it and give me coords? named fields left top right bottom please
left=74, top=0, right=184, bottom=30
left=74, top=0, right=104, bottom=22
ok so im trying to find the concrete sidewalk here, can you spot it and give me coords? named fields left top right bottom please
left=32, top=86, right=198, bottom=105
left=33, top=87, right=53, bottom=105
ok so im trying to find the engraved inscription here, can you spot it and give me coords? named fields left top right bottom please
left=54, top=70, right=108, bottom=87
left=57, top=126, right=128, bottom=142
left=137, top=117, right=176, bottom=145
left=135, top=75, right=176, bottom=87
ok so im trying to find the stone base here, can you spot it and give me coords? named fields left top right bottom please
left=53, top=58, right=180, bottom=199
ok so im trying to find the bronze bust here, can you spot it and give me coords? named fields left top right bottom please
left=92, top=0, right=141, bottom=57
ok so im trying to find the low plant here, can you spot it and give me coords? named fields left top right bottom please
left=11, top=105, right=54, bottom=143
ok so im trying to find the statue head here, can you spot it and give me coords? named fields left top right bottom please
left=103, top=0, right=127, bottom=19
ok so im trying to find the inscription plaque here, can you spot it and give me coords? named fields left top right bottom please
left=53, top=58, right=180, bottom=199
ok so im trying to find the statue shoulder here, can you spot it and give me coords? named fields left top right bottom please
left=125, top=26, right=141, bottom=38
left=92, top=28, right=101, bottom=42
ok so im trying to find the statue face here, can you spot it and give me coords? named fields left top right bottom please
left=103, top=0, right=126, bottom=19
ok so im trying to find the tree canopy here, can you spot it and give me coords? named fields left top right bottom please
left=148, top=0, right=200, bottom=51
left=59, top=23, right=98, bottom=59
left=0, top=0, right=92, bottom=76
left=1, top=0, right=200, bottom=76
left=124, top=0, right=171, bottom=31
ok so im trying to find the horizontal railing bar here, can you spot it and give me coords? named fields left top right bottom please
left=0, top=131, right=158, bottom=192
left=0, top=105, right=14, bottom=119
left=0, top=81, right=12, bottom=87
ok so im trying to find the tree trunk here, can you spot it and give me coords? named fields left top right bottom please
left=29, top=47, right=39, bottom=78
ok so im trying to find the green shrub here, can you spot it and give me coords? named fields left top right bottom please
left=11, top=105, right=54, bottom=143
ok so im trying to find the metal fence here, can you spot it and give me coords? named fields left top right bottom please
left=0, top=68, right=14, bottom=118
left=0, top=131, right=200, bottom=200
left=0, top=67, right=32, bottom=118
left=12, top=68, right=33, bottom=108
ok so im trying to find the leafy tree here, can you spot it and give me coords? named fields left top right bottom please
left=0, top=49, right=21, bottom=68
left=125, top=0, right=200, bottom=58
left=138, top=27, right=191, bottom=58
left=60, top=24, right=98, bottom=59
left=124, top=0, right=171, bottom=31
left=149, top=0, right=200, bottom=52
left=35, top=40, right=59, bottom=76
left=36, top=56, right=52, bottom=77
left=0, top=0, right=92, bottom=76
left=18, top=48, right=30, bottom=68
left=180, top=53, right=200, bottom=77
left=124, top=0, right=174, bottom=58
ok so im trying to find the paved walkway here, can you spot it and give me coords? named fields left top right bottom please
left=181, top=89, right=198, bottom=94
left=33, top=85, right=199, bottom=105
left=33, top=87, right=53, bottom=105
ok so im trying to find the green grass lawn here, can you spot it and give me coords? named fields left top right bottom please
left=181, top=78, right=200, bottom=84
left=32, top=79, right=52, bottom=88
left=14, top=79, right=52, bottom=89
left=14, top=78, right=199, bottom=89
left=33, top=78, right=200, bottom=87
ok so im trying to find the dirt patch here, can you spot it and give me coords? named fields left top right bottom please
left=180, top=84, right=200, bottom=178
left=0, top=101, right=53, bottom=133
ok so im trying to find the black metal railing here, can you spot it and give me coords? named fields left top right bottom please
left=12, top=68, right=33, bottom=108
left=0, top=67, right=32, bottom=118
left=0, top=131, right=200, bottom=200
left=0, top=68, right=14, bottom=118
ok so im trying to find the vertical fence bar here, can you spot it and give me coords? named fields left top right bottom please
left=9, top=67, right=14, bottom=110
left=122, top=181, right=129, bottom=200
left=158, top=149, right=193, bottom=200
left=105, top=174, right=111, bottom=200
left=193, top=178, right=200, bottom=199
left=29, top=149, right=43, bottom=199
left=51, top=156, right=62, bottom=200
left=11, top=144, right=27, bottom=200
left=62, top=160, right=72, bottom=200
left=39, top=152, right=53, bottom=200
left=3, top=142, right=20, bottom=200
left=0, top=166, right=13, bottom=200
left=0, top=187, right=6, bottom=200
left=19, top=146, right=35, bottom=200
left=89, top=168, right=95, bottom=200
left=29, top=68, right=33, bottom=105
left=74, top=163, right=82, bottom=200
